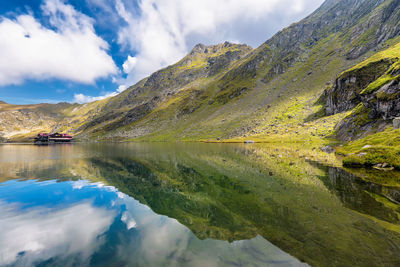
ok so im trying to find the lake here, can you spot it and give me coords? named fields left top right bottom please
left=0, top=143, right=399, bottom=266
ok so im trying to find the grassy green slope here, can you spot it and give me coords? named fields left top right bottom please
left=73, top=43, right=254, bottom=140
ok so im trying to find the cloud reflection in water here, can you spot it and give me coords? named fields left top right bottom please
left=0, top=179, right=304, bottom=266
left=0, top=201, right=114, bottom=266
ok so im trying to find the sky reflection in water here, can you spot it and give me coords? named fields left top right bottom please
left=0, top=178, right=304, bottom=266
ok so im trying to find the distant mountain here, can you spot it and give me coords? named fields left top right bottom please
left=1, top=0, right=400, bottom=146
left=0, top=102, right=75, bottom=141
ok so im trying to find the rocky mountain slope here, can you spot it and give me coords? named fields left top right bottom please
left=1, top=0, right=400, bottom=151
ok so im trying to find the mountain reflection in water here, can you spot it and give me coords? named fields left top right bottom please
left=0, top=143, right=399, bottom=266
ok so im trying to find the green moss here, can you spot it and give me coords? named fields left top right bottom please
left=361, top=73, right=398, bottom=95
left=353, top=103, right=373, bottom=126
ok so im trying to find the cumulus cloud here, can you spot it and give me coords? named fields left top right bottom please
left=0, top=0, right=117, bottom=86
left=115, top=0, right=325, bottom=86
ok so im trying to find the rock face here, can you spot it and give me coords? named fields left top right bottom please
left=324, top=59, right=394, bottom=115
left=364, top=78, right=400, bottom=120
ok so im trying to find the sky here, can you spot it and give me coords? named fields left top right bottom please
left=0, top=0, right=325, bottom=105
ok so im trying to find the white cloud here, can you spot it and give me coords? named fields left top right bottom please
left=0, top=0, right=117, bottom=86
left=121, top=211, right=137, bottom=230
left=73, top=73, right=129, bottom=104
left=115, top=0, right=325, bottom=85
left=122, top=55, right=137, bottom=74
left=73, top=91, right=118, bottom=104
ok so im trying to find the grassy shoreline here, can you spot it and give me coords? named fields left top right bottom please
left=337, top=128, right=400, bottom=170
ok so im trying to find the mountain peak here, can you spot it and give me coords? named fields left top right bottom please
left=189, top=42, right=251, bottom=56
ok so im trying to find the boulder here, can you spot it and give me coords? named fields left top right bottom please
left=320, top=146, right=335, bottom=153
left=394, top=117, right=400, bottom=130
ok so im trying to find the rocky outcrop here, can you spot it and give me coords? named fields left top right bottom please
left=364, top=77, right=400, bottom=120
left=324, top=59, right=394, bottom=115
left=324, top=56, right=400, bottom=140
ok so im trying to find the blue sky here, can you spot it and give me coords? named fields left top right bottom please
left=0, top=0, right=324, bottom=104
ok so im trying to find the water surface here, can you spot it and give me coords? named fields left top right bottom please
left=0, top=143, right=399, bottom=266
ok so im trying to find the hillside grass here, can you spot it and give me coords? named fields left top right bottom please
left=337, top=128, right=400, bottom=169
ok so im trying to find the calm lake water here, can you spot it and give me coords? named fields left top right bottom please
left=0, top=143, right=399, bottom=267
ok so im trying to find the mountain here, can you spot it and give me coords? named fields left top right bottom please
left=0, top=101, right=75, bottom=141
left=1, top=0, right=400, bottom=160
left=73, top=0, right=400, bottom=142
